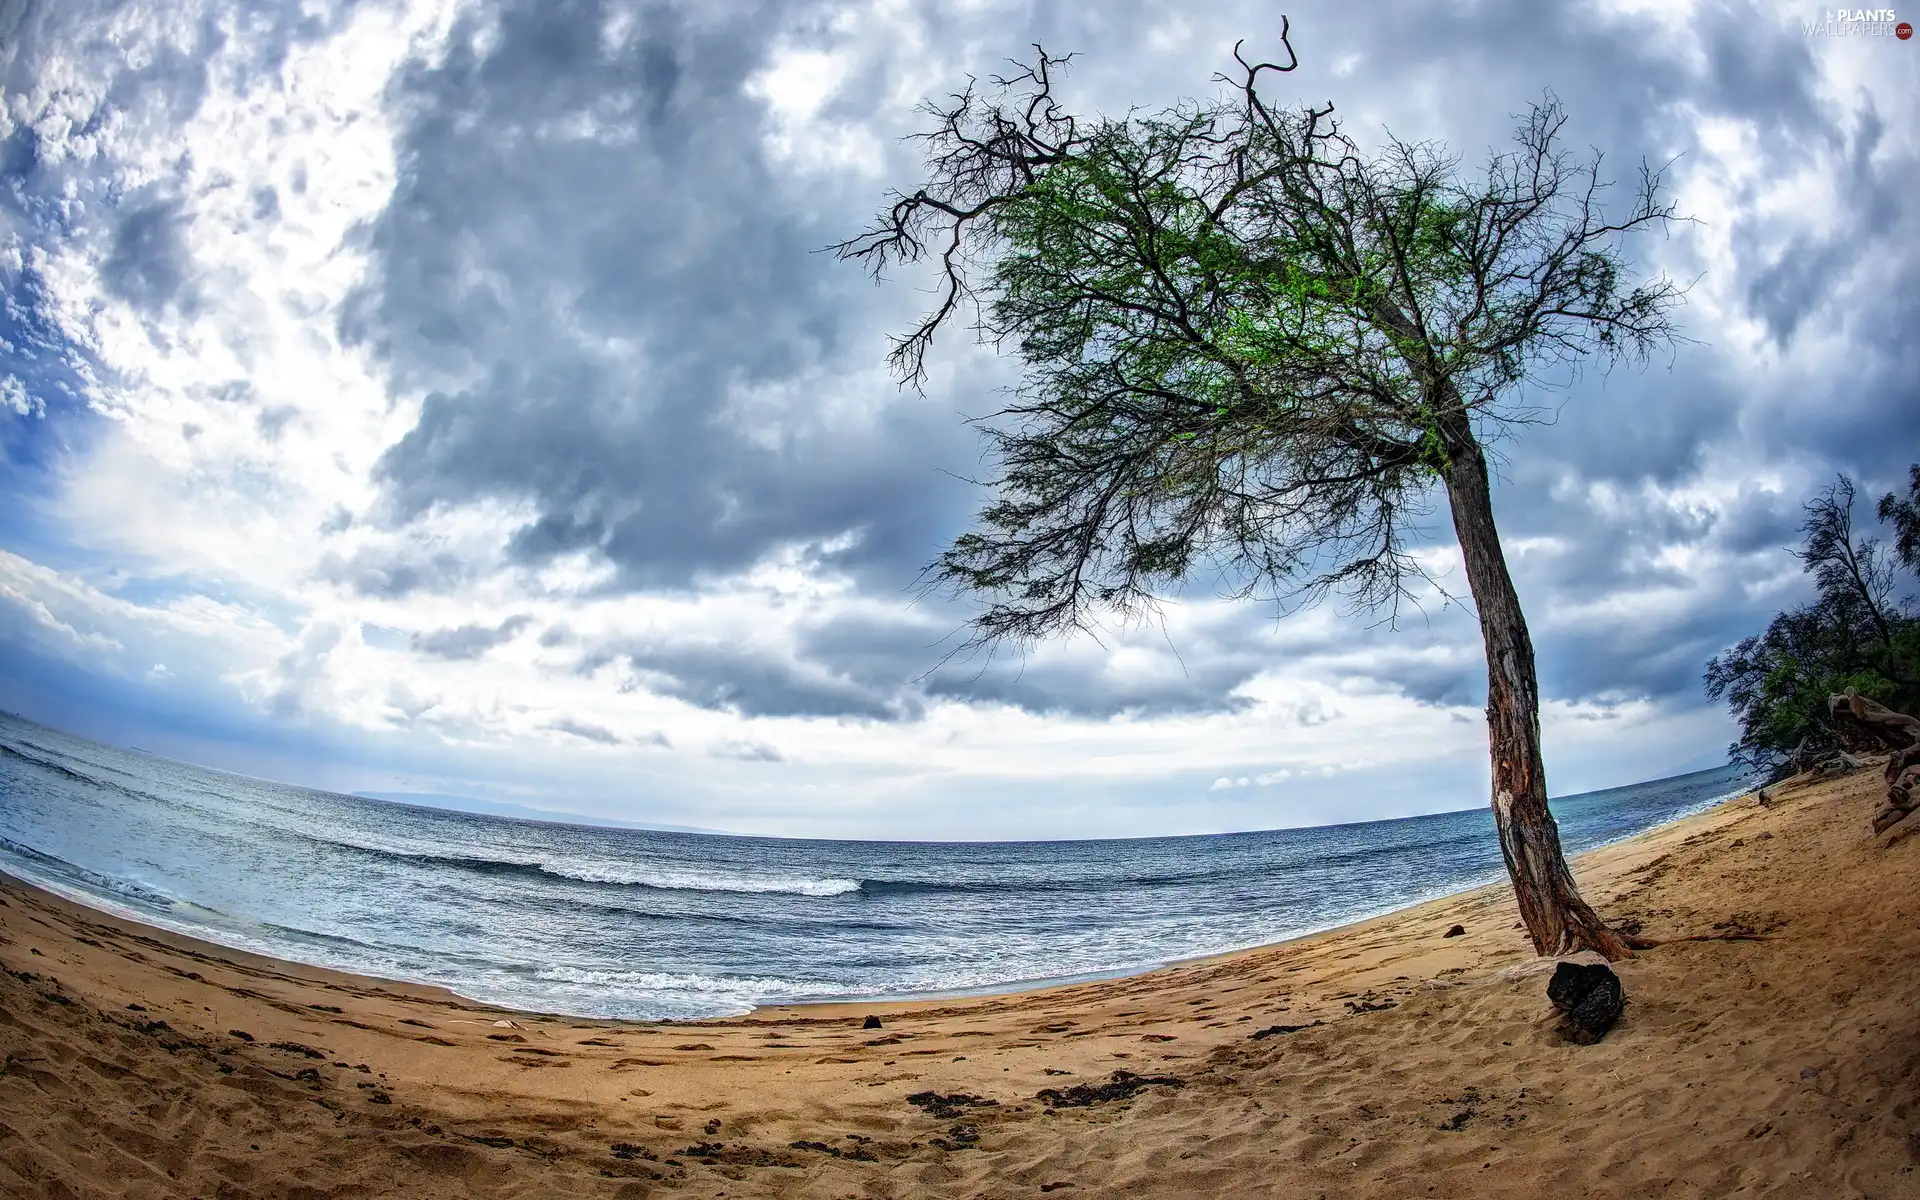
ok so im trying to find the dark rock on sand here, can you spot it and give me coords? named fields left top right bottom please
left=1443, top=924, right=1466, bottom=937
left=906, top=1091, right=999, bottom=1120
left=1250, top=1020, right=1321, bottom=1040
left=1036, top=1070, right=1184, bottom=1108
left=269, top=1040, right=326, bottom=1059
left=1547, top=961, right=1624, bottom=1044
left=862, top=1015, right=884, bottom=1029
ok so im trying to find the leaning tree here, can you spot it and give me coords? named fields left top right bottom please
left=838, top=23, right=1683, bottom=959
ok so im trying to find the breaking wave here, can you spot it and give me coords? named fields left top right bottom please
left=309, top=833, right=862, bottom=897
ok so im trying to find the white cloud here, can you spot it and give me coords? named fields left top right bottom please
left=1, top=375, right=42, bottom=417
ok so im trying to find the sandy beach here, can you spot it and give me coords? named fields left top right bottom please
left=2, top=765, right=1915, bottom=1198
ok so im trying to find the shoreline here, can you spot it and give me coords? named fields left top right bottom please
left=0, top=777, right=1748, bottom=1026
left=758, top=780, right=1740, bottom=1020
left=8, top=764, right=1916, bottom=1197
left=0, top=860, right=1521, bottom=1025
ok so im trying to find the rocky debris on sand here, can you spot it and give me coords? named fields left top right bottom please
left=465, top=1134, right=515, bottom=1149
left=1547, top=961, right=1624, bottom=1044
left=1036, top=1070, right=1184, bottom=1108
left=930, top=1122, right=980, bottom=1150
left=862, top=1015, right=884, bottom=1029
left=1443, top=924, right=1466, bottom=937
left=905, top=1091, right=998, bottom=1120
left=790, top=1138, right=880, bottom=1162
left=269, top=1040, right=326, bottom=1059
left=1249, top=1020, right=1321, bottom=1040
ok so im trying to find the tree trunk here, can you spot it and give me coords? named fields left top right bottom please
left=1440, top=426, right=1633, bottom=960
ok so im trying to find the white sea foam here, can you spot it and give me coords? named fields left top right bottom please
left=535, top=860, right=861, bottom=896
left=311, top=828, right=864, bottom=896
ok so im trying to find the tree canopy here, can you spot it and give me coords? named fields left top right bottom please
left=1708, top=471, right=1920, bottom=780
left=837, top=37, right=1681, bottom=644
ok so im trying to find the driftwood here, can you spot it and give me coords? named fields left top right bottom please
left=1827, top=692, right=1920, bottom=836
left=1773, top=736, right=1859, bottom=781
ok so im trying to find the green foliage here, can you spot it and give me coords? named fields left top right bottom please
left=1706, top=472, right=1920, bottom=780
left=837, top=46, right=1682, bottom=643
left=1879, top=463, right=1920, bottom=573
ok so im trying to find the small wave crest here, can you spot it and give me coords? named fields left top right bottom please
left=855, top=868, right=1239, bottom=897
left=0, top=834, right=177, bottom=908
left=535, top=860, right=861, bottom=896
left=313, top=833, right=860, bottom=897
left=0, top=741, right=154, bottom=806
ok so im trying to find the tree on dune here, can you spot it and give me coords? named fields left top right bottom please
left=838, top=21, right=1688, bottom=960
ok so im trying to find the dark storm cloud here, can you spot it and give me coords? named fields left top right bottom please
left=339, top=0, right=1917, bottom=722
left=809, top=604, right=1277, bottom=720
left=584, top=634, right=918, bottom=721
left=914, top=625, right=1270, bottom=719
left=571, top=604, right=1285, bottom=722
left=1313, top=638, right=1485, bottom=711
left=1741, top=103, right=1905, bottom=345
left=411, top=614, right=534, bottom=660
left=1540, top=601, right=1761, bottom=709
left=1714, top=486, right=1808, bottom=558
left=349, top=0, right=969, bottom=597
left=921, top=658, right=1261, bottom=719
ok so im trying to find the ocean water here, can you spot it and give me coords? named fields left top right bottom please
left=0, top=712, right=1750, bottom=1020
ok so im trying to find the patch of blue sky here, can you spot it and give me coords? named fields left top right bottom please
left=357, top=623, right=413, bottom=652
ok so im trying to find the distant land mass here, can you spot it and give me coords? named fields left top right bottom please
left=349, top=791, right=734, bottom=837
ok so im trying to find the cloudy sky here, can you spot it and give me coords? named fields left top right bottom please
left=0, top=0, right=1913, bottom=841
